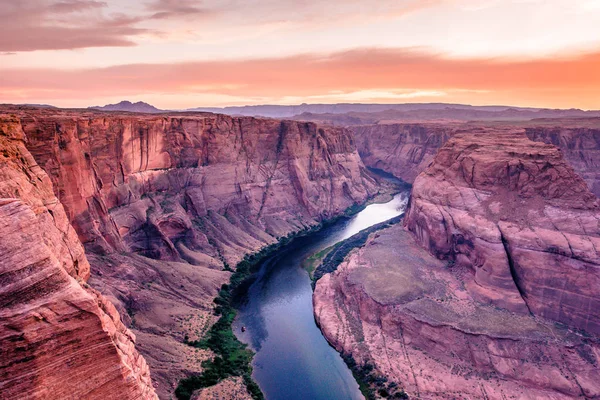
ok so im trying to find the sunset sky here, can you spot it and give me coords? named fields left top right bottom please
left=1, top=0, right=600, bottom=109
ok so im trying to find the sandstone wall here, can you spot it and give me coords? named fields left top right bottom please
left=20, top=110, right=376, bottom=264
left=314, top=224, right=600, bottom=399
left=0, top=117, right=157, bottom=399
left=404, top=132, right=600, bottom=333
left=2, top=106, right=378, bottom=398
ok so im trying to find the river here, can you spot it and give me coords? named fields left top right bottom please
left=232, top=191, right=409, bottom=400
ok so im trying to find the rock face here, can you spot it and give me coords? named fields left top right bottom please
left=404, top=132, right=600, bottom=333
left=0, top=117, right=157, bottom=399
left=1, top=106, right=377, bottom=398
left=525, top=126, right=600, bottom=197
left=19, top=109, right=375, bottom=261
left=314, top=224, right=600, bottom=399
left=352, top=123, right=458, bottom=183
left=352, top=122, right=600, bottom=198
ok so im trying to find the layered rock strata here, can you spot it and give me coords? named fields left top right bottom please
left=404, top=132, right=600, bottom=333
left=1, top=106, right=378, bottom=397
left=524, top=126, right=600, bottom=198
left=0, top=117, right=157, bottom=399
left=315, top=224, right=600, bottom=399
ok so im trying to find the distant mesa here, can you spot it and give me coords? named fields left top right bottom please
left=186, top=102, right=600, bottom=121
left=90, top=100, right=163, bottom=113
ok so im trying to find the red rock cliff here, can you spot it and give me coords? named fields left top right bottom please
left=314, top=224, right=600, bottom=399
left=19, top=109, right=376, bottom=262
left=0, top=117, right=157, bottom=399
left=404, top=132, right=600, bottom=333
left=525, top=126, right=600, bottom=197
left=352, top=123, right=457, bottom=183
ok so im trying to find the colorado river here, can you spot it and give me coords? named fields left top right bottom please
left=233, top=191, right=409, bottom=400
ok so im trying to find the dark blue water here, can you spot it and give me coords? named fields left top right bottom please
left=233, top=193, right=409, bottom=400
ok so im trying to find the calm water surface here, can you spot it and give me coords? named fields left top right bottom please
left=233, top=192, right=409, bottom=400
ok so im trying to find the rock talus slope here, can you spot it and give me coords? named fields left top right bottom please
left=0, top=117, right=157, bottom=399
left=315, top=132, right=600, bottom=399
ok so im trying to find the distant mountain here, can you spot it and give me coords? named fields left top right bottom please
left=90, top=101, right=163, bottom=113
left=185, top=103, right=544, bottom=118
left=290, top=107, right=600, bottom=125
left=186, top=102, right=600, bottom=123
left=22, top=103, right=57, bottom=109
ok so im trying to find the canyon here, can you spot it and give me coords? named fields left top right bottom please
left=0, top=105, right=378, bottom=399
left=314, top=131, right=600, bottom=399
left=2, top=102, right=600, bottom=400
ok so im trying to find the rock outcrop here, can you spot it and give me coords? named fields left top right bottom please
left=0, top=117, right=157, bottom=399
left=352, top=122, right=600, bottom=198
left=1, top=105, right=378, bottom=398
left=525, top=126, right=600, bottom=197
left=404, top=132, right=600, bottom=333
left=352, top=123, right=458, bottom=183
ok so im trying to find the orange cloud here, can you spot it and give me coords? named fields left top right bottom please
left=2, top=48, right=600, bottom=109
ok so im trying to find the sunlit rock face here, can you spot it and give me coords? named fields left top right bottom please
left=0, top=116, right=157, bottom=400
left=1, top=106, right=378, bottom=398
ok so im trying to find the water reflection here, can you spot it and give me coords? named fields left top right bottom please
left=233, top=192, right=409, bottom=400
